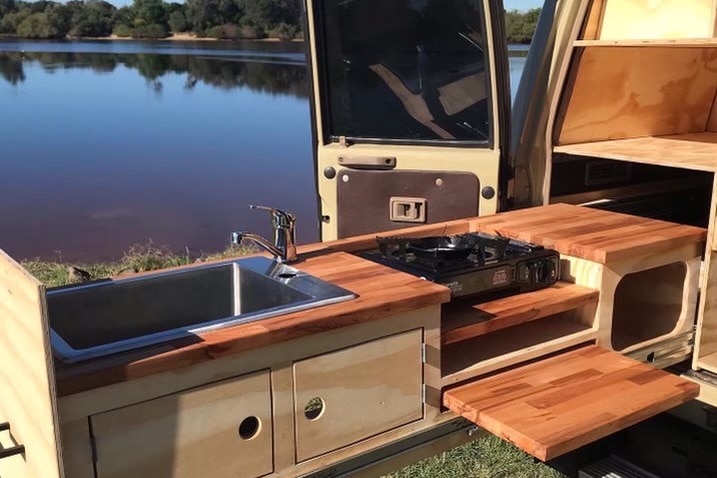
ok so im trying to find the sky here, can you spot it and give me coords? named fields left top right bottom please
left=104, top=0, right=545, bottom=11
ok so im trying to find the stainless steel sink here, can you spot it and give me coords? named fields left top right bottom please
left=48, top=256, right=355, bottom=363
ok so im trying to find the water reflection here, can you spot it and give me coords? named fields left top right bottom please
left=0, top=50, right=309, bottom=98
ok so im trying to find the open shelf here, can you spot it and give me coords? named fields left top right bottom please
left=697, top=351, right=717, bottom=374
left=441, top=282, right=598, bottom=346
left=554, top=133, right=717, bottom=172
left=441, top=312, right=596, bottom=386
left=575, top=39, right=717, bottom=48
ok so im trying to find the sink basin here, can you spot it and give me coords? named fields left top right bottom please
left=48, top=257, right=355, bottom=363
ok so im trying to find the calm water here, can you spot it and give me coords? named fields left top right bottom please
left=0, top=40, right=527, bottom=262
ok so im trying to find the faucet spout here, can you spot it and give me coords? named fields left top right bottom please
left=230, top=206, right=298, bottom=263
left=232, top=232, right=286, bottom=261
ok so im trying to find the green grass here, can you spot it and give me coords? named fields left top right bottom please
left=385, top=436, right=565, bottom=478
left=21, top=242, right=255, bottom=287
left=23, top=243, right=565, bottom=478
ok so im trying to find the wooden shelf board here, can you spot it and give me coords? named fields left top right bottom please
left=554, top=133, right=717, bottom=172
left=441, top=314, right=596, bottom=385
left=697, top=351, right=717, bottom=374
left=575, top=39, right=717, bottom=48
left=442, top=283, right=599, bottom=345
left=443, top=345, right=700, bottom=461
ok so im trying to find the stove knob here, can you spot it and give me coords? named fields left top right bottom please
left=538, top=260, right=557, bottom=284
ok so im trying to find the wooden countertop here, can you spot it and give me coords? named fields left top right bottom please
left=54, top=251, right=450, bottom=396
left=469, top=204, right=707, bottom=264
left=325, top=204, right=706, bottom=264
left=54, top=204, right=707, bottom=396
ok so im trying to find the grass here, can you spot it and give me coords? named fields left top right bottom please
left=21, top=242, right=255, bottom=287
left=22, top=243, right=565, bottom=478
left=384, top=436, right=564, bottom=478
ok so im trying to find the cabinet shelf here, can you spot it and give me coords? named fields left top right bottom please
left=441, top=313, right=596, bottom=386
left=575, top=39, right=717, bottom=48
left=441, top=282, right=598, bottom=346
left=554, top=133, right=717, bottom=172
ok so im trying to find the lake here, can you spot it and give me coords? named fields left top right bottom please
left=0, top=40, right=528, bottom=262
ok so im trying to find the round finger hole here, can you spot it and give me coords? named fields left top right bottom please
left=238, top=416, right=261, bottom=440
left=304, top=397, right=325, bottom=421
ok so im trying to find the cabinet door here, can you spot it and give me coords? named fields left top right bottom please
left=294, top=329, right=424, bottom=462
left=91, top=370, right=273, bottom=478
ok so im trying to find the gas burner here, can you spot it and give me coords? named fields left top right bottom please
left=362, top=232, right=559, bottom=299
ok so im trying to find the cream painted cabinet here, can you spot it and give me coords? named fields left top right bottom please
left=90, top=369, right=273, bottom=478
left=293, top=328, right=425, bottom=462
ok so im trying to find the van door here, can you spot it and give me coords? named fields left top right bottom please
left=303, top=0, right=510, bottom=240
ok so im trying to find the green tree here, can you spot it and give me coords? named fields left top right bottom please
left=168, top=9, right=187, bottom=32
left=16, top=12, right=63, bottom=38
left=132, top=0, right=167, bottom=27
left=70, top=1, right=116, bottom=37
left=0, top=0, right=16, bottom=16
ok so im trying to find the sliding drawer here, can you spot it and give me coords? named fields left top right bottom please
left=443, top=345, right=698, bottom=461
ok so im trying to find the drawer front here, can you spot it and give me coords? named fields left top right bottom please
left=91, top=370, right=273, bottom=478
left=294, top=329, right=424, bottom=462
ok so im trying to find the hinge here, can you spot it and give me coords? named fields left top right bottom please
left=421, top=343, right=427, bottom=363
left=422, top=383, right=426, bottom=403
left=339, top=136, right=349, bottom=148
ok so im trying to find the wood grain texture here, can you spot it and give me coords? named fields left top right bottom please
left=580, top=0, right=606, bottom=40
left=556, top=46, right=717, bottom=145
left=441, top=313, right=597, bottom=385
left=598, top=0, right=715, bottom=39
left=442, top=283, right=599, bottom=345
left=443, top=345, right=699, bottom=461
left=554, top=132, right=717, bottom=172
left=92, top=370, right=273, bottom=478
left=293, top=329, right=423, bottom=462
left=576, top=39, right=717, bottom=47
left=55, top=251, right=449, bottom=396
left=469, top=203, right=706, bottom=264
left=0, top=250, right=64, bottom=478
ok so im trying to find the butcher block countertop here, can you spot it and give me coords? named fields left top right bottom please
left=54, top=251, right=450, bottom=396
left=443, top=345, right=700, bottom=461
left=468, top=203, right=707, bottom=264
left=54, top=204, right=707, bottom=396
left=327, top=204, right=707, bottom=264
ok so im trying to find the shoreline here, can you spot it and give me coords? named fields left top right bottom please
left=0, top=33, right=303, bottom=42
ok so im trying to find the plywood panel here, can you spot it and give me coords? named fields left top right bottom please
left=557, top=47, right=717, bottom=145
left=92, top=370, right=273, bottom=478
left=0, top=249, right=63, bottom=478
left=554, top=132, right=717, bottom=171
left=599, top=0, right=715, bottom=39
left=293, top=329, right=424, bottom=462
left=442, top=282, right=599, bottom=345
left=443, top=345, right=699, bottom=461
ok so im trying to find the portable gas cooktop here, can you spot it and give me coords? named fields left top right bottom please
left=360, top=232, right=560, bottom=299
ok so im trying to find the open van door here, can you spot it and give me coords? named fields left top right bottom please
left=303, top=0, right=511, bottom=240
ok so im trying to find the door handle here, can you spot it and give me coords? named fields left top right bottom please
left=0, top=422, right=25, bottom=459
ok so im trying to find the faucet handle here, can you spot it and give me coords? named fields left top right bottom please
left=249, top=205, right=296, bottom=226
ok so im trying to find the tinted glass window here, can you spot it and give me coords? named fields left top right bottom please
left=316, top=0, right=491, bottom=143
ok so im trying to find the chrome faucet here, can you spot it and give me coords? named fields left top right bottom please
left=231, top=205, right=297, bottom=263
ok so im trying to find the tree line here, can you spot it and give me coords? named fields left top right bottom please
left=0, top=50, right=309, bottom=96
left=505, top=8, right=541, bottom=44
left=0, top=1, right=539, bottom=43
left=0, top=0, right=302, bottom=40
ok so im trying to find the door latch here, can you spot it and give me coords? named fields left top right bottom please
left=390, top=197, right=427, bottom=223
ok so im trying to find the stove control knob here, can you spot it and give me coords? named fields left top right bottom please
left=537, top=259, right=557, bottom=284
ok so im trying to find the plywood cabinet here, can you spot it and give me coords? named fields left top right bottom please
left=293, top=329, right=424, bottom=462
left=91, top=370, right=273, bottom=478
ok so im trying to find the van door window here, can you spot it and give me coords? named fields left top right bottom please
left=315, top=0, right=492, bottom=144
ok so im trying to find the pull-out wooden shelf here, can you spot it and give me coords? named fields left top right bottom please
left=554, top=133, right=717, bottom=172
left=443, top=345, right=699, bottom=461
left=442, top=283, right=599, bottom=345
